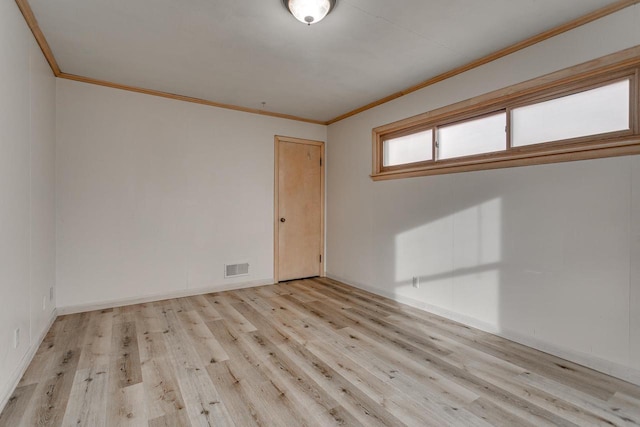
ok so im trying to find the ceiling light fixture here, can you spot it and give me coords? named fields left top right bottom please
left=283, top=0, right=336, bottom=25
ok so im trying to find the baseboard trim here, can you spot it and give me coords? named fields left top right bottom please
left=57, top=278, right=274, bottom=315
left=326, top=273, right=640, bottom=387
left=0, top=308, right=58, bottom=413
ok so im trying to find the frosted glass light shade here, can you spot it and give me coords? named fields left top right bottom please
left=284, top=0, right=336, bottom=25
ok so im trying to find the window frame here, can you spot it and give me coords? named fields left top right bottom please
left=378, top=124, right=436, bottom=172
left=372, top=48, right=640, bottom=181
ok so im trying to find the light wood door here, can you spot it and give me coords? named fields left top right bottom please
left=275, top=136, right=324, bottom=282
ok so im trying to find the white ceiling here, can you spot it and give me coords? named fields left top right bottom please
left=29, top=0, right=616, bottom=122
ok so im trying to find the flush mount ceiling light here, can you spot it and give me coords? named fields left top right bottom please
left=283, top=0, right=336, bottom=25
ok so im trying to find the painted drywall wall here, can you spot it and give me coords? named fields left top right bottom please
left=56, top=79, right=326, bottom=309
left=632, top=156, right=640, bottom=373
left=0, top=0, right=57, bottom=410
left=326, top=5, right=640, bottom=383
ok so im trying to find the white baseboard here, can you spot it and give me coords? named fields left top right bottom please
left=57, top=278, right=274, bottom=315
left=326, top=273, right=640, bottom=387
left=0, top=308, right=58, bottom=414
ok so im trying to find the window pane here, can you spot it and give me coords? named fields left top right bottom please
left=512, top=80, right=630, bottom=147
left=383, top=129, right=433, bottom=166
left=437, top=113, right=506, bottom=160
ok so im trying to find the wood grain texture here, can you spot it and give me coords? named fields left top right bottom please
left=274, top=136, right=325, bottom=282
left=278, top=140, right=323, bottom=281
left=2, top=279, right=639, bottom=426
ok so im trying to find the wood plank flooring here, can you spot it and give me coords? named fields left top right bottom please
left=2, top=277, right=640, bottom=426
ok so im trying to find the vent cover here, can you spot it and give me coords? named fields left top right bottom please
left=225, top=262, right=250, bottom=278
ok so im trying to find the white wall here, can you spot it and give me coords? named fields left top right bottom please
left=0, top=0, right=57, bottom=410
left=56, top=79, right=326, bottom=310
left=327, top=5, right=640, bottom=384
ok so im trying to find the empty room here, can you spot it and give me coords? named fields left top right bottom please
left=1, top=0, right=640, bottom=425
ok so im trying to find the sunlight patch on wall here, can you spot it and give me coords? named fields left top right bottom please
left=394, top=215, right=454, bottom=282
left=453, top=197, right=502, bottom=268
left=394, top=197, right=503, bottom=323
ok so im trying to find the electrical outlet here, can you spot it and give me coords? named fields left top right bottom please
left=412, top=276, right=420, bottom=289
left=14, top=328, right=20, bottom=349
left=42, top=295, right=46, bottom=311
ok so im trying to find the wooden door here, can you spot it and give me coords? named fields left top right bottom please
left=274, top=136, right=324, bottom=282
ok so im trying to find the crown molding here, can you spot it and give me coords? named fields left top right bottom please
left=14, top=0, right=639, bottom=126
left=57, top=73, right=326, bottom=125
left=15, top=0, right=60, bottom=76
left=326, top=0, right=640, bottom=125
left=14, top=0, right=325, bottom=125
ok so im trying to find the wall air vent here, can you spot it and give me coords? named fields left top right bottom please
left=224, top=262, right=250, bottom=278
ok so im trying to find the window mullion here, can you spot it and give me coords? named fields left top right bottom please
left=506, top=107, right=513, bottom=150
left=632, top=69, right=639, bottom=134
left=433, top=128, right=438, bottom=162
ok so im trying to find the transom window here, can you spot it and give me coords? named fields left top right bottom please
left=372, top=50, right=640, bottom=181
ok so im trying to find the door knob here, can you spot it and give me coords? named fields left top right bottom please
left=280, top=218, right=286, bottom=223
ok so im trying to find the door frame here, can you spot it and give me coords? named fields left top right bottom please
left=274, top=135, right=325, bottom=283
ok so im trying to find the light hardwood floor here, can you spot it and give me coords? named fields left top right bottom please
left=1, top=277, right=640, bottom=426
